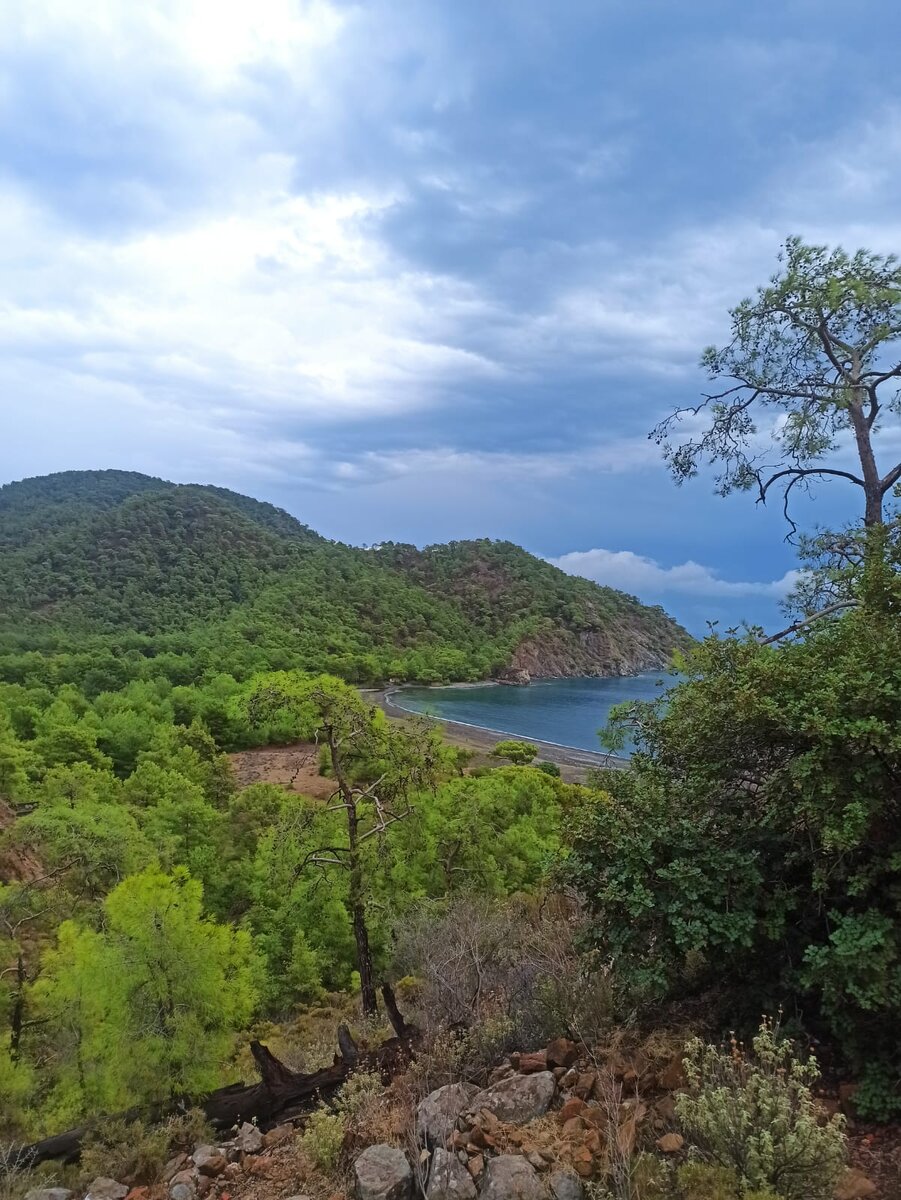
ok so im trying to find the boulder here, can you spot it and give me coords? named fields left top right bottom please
left=546, top=1039, right=580, bottom=1070
left=514, top=1051, right=548, bottom=1074
left=480, top=1156, right=546, bottom=1200
left=168, top=1170, right=196, bottom=1200
left=25, top=1190, right=73, bottom=1200
left=466, top=1072, right=556, bottom=1124
left=354, top=1144, right=412, bottom=1200
left=85, top=1181, right=129, bottom=1200
left=655, top=1057, right=686, bottom=1091
left=417, top=1082, right=480, bottom=1146
left=548, top=1169, right=584, bottom=1200
left=425, top=1148, right=477, bottom=1200
left=235, top=1122, right=264, bottom=1154
left=656, top=1133, right=683, bottom=1154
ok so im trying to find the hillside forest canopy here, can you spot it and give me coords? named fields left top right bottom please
left=1, top=239, right=901, bottom=1193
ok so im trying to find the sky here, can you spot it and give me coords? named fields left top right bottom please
left=3, top=0, right=901, bottom=634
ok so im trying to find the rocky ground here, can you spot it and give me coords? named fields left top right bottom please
left=23, top=1035, right=896, bottom=1200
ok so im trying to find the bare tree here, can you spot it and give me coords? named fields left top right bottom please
left=245, top=674, right=444, bottom=1014
left=654, top=237, right=901, bottom=535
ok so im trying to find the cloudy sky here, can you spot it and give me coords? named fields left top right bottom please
left=3, top=0, right=901, bottom=633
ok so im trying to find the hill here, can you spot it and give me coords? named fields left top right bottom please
left=0, top=470, right=691, bottom=686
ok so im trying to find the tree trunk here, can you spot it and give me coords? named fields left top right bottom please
left=11, top=992, right=416, bottom=1169
left=328, top=730, right=378, bottom=1015
left=849, top=365, right=884, bottom=527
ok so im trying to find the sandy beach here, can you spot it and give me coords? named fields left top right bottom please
left=362, top=687, right=628, bottom=781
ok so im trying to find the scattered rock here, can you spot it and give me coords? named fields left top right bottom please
left=262, top=1123, right=294, bottom=1148
left=25, top=1189, right=73, bottom=1200
left=284, top=1195, right=313, bottom=1200
left=487, top=1063, right=515, bottom=1085
left=235, top=1122, right=264, bottom=1154
left=514, top=1050, right=548, bottom=1074
left=560, top=1068, right=579, bottom=1090
left=559, top=1097, right=587, bottom=1122
left=480, top=1155, right=546, bottom=1200
left=85, top=1180, right=129, bottom=1200
left=425, top=1148, right=477, bottom=1200
left=655, top=1057, right=686, bottom=1091
left=354, top=1144, right=413, bottom=1200
left=417, top=1083, right=480, bottom=1146
left=656, top=1133, right=683, bottom=1154
left=192, top=1147, right=226, bottom=1177
left=525, top=1151, right=546, bottom=1172
left=466, top=1154, right=484, bottom=1181
left=546, top=1038, right=580, bottom=1070
left=466, top=1072, right=556, bottom=1124
left=834, top=1169, right=877, bottom=1200
left=168, top=1170, right=196, bottom=1200
left=162, top=1155, right=188, bottom=1182
left=549, top=1168, right=584, bottom=1200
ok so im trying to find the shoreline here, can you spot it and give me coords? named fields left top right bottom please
left=362, top=686, right=629, bottom=778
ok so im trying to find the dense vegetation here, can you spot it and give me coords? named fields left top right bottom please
left=0, top=470, right=689, bottom=690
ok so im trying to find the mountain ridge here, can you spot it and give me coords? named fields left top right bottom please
left=0, top=470, right=692, bottom=685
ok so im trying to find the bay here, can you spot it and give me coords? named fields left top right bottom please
left=389, top=672, right=679, bottom=755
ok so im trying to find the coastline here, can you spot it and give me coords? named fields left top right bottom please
left=362, top=686, right=629, bottom=779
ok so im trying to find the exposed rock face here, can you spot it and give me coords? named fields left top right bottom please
left=418, top=1082, right=480, bottom=1146
left=466, top=1072, right=556, bottom=1124
left=354, top=1144, right=413, bottom=1200
left=497, top=667, right=531, bottom=686
left=509, top=627, right=680, bottom=679
left=425, top=1148, right=477, bottom=1200
left=480, top=1156, right=546, bottom=1200
left=84, top=1182, right=128, bottom=1200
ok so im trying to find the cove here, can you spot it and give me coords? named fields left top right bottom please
left=389, top=672, right=679, bottom=755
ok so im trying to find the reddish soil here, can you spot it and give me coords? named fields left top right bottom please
left=229, top=742, right=337, bottom=801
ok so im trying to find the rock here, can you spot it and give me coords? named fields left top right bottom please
left=488, top=1064, right=515, bottom=1085
left=235, top=1122, right=263, bottom=1154
left=85, top=1181, right=129, bottom=1200
left=497, top=668, right=531, bottom=686
left=168, top=1170, right=196, bottom=1200
left=560, top=1068, right=579, bottom=1090
left=192, top=1147, right=226, bottom=1177
left=417, top=1083, right=480, bottom=1146
left=425, top=1148, right=477, bottom=1200
left=354, top=1144, right=413, bottom=1200
left=466, top=1154, right=484, bottom=1180
left=834, top=1170, right=877, bottom=1200
left=838, top=1083, right=859, bottom=1117
left=480, top=1156, right=546, bottom=1200
left=572, top=1071, right=596, bottom=1101
left=262, top=1123, right=294, bottom=1148
left=25, top=1190, right=73, bottom=1200
left=559, top=1097, right=587, bottom=1122
left=655, top=1057, right=686, bottom=1091
left=466, top=1072, right=556, bottom=1124
left=525, top=1152, right=546, bottom=1172
left=163, top=1155, right=188, bottom=1182
left=656, top=1133, right=683, bottom=1154
left=561, top=1117, right=585, bottom=1139
left=546, top=1038, right=580, bottom=1069
left=514, top=1050, right=549, bottom=1074
left=284, top=1196, right=313, bottom=1200
left=548, top=1169, right=584, bottom=1200
left=653, top=1095, right=676, bottom=1123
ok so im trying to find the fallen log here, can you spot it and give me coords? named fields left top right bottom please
left=9, top=984, right=417, bottom=1170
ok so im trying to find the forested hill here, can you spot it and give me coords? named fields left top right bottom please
left=0, top=470, right=691, bottom=686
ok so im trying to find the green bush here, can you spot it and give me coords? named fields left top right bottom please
left=301, top=1108, right=346, bottom=1171
left=491, top=739, right=538, bottom=765
left=536, top=760, right=561, bottom=777
left=675, top=1018, right=845, bottom=1200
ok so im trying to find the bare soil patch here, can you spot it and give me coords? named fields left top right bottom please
left=229, top=743, right=336, bottom=801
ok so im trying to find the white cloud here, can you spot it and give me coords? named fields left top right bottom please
left=549, top=547, right=802, bottom=599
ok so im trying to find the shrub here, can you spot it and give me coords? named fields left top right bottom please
left=536, top=760, right=561, bottom=777
left=78, top=1110, right=213, bottom=1186
left=301, top=1108, right=346, bottom=1172
left=674, top=1163, right=780, bottom=1200
left=675, top=1018, right=845, bottom=1200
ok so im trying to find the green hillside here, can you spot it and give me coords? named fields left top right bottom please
left=0, top=470, right=691, bottom=687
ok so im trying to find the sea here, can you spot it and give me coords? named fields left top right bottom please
left=389, top=671, right=679, bottom=756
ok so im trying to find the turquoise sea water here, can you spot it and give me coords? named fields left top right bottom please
left=390, top=672, right=678, bottom=755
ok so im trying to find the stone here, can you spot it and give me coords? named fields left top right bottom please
left=424, top=1148, right=477, bottom=1200
left=170, top=1186, right=193, bottom=1200
left=85, top=1180, right=129, bottom=1200
left=653, top=1095, right=676, bottom=1123
left=25, top=1190, right=73, bottom=1200
left=163, top=1155, right=188, bottom=1182
left=354, top=1144, right=413, bottom=1200
left=284, top=1195, right=313, bottom=1200
left=655, top=1057, right=686, bottom=1091
left=479, top=1156, right=546, bottom=1200
left=838, top=1082, right=859, bottom=1116
left=192, top=1147, right=226, bottom=1177
left=558, top=1097, right=587, bottom=1122
left=417, top=1083, right=480, bottom=1146
left=548, top=1169, right=584, bottom=1200
left=235, top=1122, right=264, bottom=1154
left=488, top=1064, right=514, bottom=1085
left=570, top=1145, right=595, bottom=1180
left=262, top=1123, right=294, bottom=1148
left=514, top=1051, right=548, bottom=1074
left=465, top=1071, right=555, bottom=1124
left=466, top=1154, right=483, bottom=1180
left=546, top=1038, right=580, bottom=1069
left=560, top=1068, right=579, bottom=1090
left=572, top=1072, right=596, bottom=1101
left=656, top=1133, right=683, bottom=1154
left=834, top=1170, right=878, bottom=1200
left=561, top=1117, right=585, bottom=1139
left=525, top=1151, right=546, bottom=1171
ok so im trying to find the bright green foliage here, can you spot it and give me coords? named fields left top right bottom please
left=675, top=1163, right=780, bottom=1200
left=491, top=739, right=538, bottom=765
left=675, top=1019, right=845, bottom=1199
left=565, top=601, right=901, bottom=1108
left=301, top=1107, right=345, bottom=1171
left=33, top=868, right=258, bottom=1124
left=0, top=1033, right=34, bottom=1136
